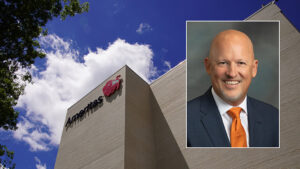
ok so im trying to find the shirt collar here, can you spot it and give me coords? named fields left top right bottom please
left=211, top=87, right=248, bottom=115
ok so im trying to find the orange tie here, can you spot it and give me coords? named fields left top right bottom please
left=227, top=107, right=247, bottom=147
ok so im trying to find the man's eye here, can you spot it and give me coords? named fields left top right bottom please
left=238, top=61, right=246, bottom=65
left=218, top=61, right=227, bottom=65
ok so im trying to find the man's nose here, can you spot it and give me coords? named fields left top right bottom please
left=226, top=63, right=237, bottom=78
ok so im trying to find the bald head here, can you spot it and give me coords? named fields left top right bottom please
left=204, top=29, right=258, bottom=106
left=209, top=29, right=254, bottom=60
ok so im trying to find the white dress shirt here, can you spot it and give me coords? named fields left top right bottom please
left=211, top=88, right=249, bottom=147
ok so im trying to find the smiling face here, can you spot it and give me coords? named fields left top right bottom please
left=204, top=30, right=258, bottom=106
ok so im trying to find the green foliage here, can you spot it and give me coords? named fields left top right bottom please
left=0, top=0, right=89, bottom=167
left=61, top=0, right=89, bottom=20
left=0, top=144, right=15, bottom=169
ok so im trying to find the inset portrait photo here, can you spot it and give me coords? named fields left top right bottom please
left=187, top=21, right=279, bottom=147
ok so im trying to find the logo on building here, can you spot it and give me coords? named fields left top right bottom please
left=102, top=75, right=122, bottom=97
left=65, top=75, right=122, bottom=128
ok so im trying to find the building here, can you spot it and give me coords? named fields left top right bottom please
left=55, top=2, right=300, bottom=169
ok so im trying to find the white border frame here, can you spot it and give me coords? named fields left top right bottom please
left=185, top=20, right=281, bottom=149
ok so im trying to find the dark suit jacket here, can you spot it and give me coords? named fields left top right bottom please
left=187, top=88, right=279, bottom=147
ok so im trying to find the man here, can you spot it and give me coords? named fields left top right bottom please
left=187, top=29, right=279, bottom=147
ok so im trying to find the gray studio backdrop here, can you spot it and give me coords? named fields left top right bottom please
left=187, top=21, right=279, bottom=109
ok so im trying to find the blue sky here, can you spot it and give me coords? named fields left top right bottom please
left=1, top=0, right=299, bottom=169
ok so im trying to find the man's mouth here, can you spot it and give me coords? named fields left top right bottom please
left=224, top=80, right=240, bottom=85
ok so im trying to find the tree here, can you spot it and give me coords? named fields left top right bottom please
left=0, top=0, right=89, bottom=168
left=0, top=145, right=15, bottom=169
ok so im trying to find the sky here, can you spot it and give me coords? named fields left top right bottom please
left=1, top=0, right=299, bottom=168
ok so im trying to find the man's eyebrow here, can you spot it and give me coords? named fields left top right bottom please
left=236, top=58, right=249, bottom=62
left=214, top=58, right=227, bottom=61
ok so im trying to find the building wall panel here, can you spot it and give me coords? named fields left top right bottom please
left=55, top=68, right=126, bottom=169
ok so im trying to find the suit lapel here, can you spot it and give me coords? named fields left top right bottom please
left=248, top=97, right=263, bottom=147
left=200, top=89, right=231, bottom=147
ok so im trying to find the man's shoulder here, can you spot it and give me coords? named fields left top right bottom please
left=187, top=89, right=215, bottom=119
left=187, top=95, right=202, bottom=114
left=188, top=93, right=208, bottom=104
left=188, top=89, right=211, bottom=105
left=248, top=96, right=278, bottom=110
left=247, top=96, right=278, bottom=115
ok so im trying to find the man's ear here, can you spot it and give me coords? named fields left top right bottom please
left=204, top=57, right=211, bottom=75
left=252, top=59, right=258, bottom=78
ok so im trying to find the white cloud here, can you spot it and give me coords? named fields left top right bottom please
left=164, top=61, right=171, bottom=70
left=13, top=117, right=50, bottom=151
left=136, top=23, right=153, bottom=34
left=34, top=157, right=47, bottom=169
left=14, top=34, right=158, bottom=151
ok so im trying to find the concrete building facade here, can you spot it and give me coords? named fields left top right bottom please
left=55, top=3, right=300, bottom=169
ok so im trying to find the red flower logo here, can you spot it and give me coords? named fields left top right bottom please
left=102, top=75, right=122, bottom=97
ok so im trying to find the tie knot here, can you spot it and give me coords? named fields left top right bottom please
left=227, top=107, right=242, bottom=118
